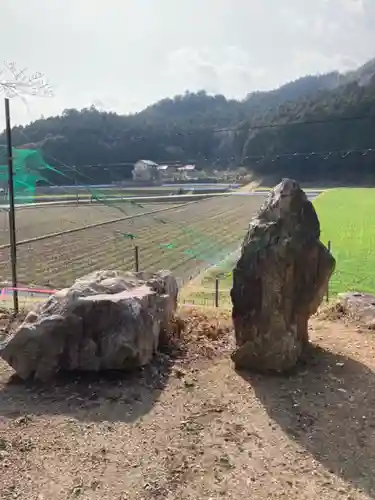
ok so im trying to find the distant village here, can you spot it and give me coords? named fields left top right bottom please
left=131, top=159, right=250, bottom=184
left=132, top=159, right=196, bottom=182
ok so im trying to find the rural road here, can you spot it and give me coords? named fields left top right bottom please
left=0, top=189, right=321, bottom=209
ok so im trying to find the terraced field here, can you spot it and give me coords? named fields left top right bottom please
left=0, top=195, right=265, bottom=289
left=0, top=202, right=181, bottom=245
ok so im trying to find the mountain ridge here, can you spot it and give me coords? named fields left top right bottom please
left=1, top=56, right=375, bottom=184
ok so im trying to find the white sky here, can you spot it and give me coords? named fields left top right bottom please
left=0, top=0, right=373, bottom=128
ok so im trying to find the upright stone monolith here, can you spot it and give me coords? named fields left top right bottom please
left=231, top=179, right=335, bottom=372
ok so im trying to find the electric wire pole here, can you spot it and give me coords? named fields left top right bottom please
left=0, top=62, right=52, bottom=315
left=5, top=98, right=18, bottom=314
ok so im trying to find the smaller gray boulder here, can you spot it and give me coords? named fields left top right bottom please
left=339, top=292, right=375, bottom=328
left=0, top=270, right=178, bottom=381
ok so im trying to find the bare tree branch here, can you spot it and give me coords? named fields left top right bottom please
left=0, top=61, right=53, bottom=99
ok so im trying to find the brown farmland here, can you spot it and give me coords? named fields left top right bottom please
left=0, top=195, right=265, bottom=289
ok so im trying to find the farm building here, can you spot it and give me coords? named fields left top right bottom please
left=132, top=159, right=159, bottom=181
left=157, top=165, right=179, bottom=176
left=176, top=164, right=196, bottom=180
left=157, top=164, right=195, bottom=180
left=177, top=164, right=195, bottom=172
left=132, top=160, right=196, bottom=182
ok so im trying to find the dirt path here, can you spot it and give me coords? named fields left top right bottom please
left=1, top=313, right=375, bottom=499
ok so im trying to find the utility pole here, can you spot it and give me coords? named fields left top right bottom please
left=0, top=62, right=52, bottom=315
left=4, top=98, right=18, bottom=314
left=134, top=245, right=140, bottom=272
left=215, top=277, right=219, bottom=308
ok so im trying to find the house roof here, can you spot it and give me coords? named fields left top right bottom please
left=139, top=159, right=158, bottom=167
left=177, top=164, right=195, bottom=171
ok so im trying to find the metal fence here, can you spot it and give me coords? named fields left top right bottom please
left=2, top=231, right=373, bottom=313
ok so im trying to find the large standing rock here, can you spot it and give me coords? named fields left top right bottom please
left=231, top=179, right=335, bottom=372
left=0, top=270, right=178, bottom=381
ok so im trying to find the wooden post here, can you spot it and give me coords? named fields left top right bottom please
left=326, top=240, right=331, bottom=302
left=5, top=98, right=18, bottom=314
left=134, top=245, right=139, bottom=272
left=215, top=278, right=219, bottom=308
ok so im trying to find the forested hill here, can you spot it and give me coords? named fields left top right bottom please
left=3, top=58, right=375, bottom=184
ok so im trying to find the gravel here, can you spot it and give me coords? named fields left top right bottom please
left=0, top=310, right=374, bottom=499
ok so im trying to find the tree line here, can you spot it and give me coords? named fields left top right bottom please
left=1, top=61, right=375, bottom=185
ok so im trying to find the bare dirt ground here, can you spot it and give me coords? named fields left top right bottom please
left=1, top=309, right=375, bottom=499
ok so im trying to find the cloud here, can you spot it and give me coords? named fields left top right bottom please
left=291, top=51, right=358, bottom=75
left=0, top=0, right=375, bottom=127
left=166, top=46, right=265, bottom=97
left=342, top=0, right=364, bottom=15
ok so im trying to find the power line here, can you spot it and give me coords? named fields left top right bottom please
left=8, top=122, right=375, bottom=169
left=242, top=146, right=375, bottom=163
left=3, top=108, right=374, bottom=172
left=112, top=113, right=375, bottom=140
left=36, top=146, right=375, bottom=169
left=9, top=111, right=375, bottom=270
left=10, top=111, right=374, bottom=169
left=224, top=113, right=375, bottom=133
left=4, top=111, right=375, bottom=146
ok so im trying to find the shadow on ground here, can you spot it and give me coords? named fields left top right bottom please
left=0, top=345, right=181, bottom=424
left=238, top=345, right=375, bottom=497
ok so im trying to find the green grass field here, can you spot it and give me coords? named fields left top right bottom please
left=314, top=188, right=375, bottom=295
left=183, top=187, right=375, bottom=306
left=180, top=250, right=237, bottom=308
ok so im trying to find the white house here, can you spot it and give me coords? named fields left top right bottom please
left=177, top=164, right=195, bottom=172
left=156, top=165, right=169, bottom=172
left=132, top=159, right=159, bottom=181
left=176, top=164, right=196, bottom=179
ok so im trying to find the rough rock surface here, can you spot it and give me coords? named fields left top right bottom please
left=0, top=270, right=178, bottom=381
left=231, top=178, right=335, bottom=372
left=339, top=292, right=375, bottom=328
